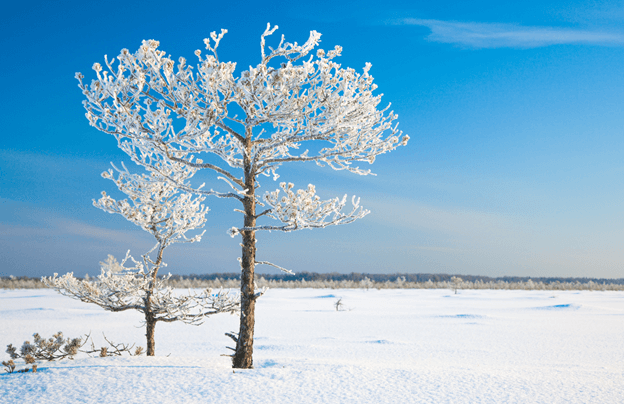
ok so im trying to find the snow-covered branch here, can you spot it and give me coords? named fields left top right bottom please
left=260, top=23, right=321, bottom=64
left=228, top=182, right=368, bottom=235
left=255, top=260, right=295, bottom=275
left=94, top=162, right=208, bottom=247
left=43, top=254, right=239, bottom=326
left=77, top=25, right=408, bottom=198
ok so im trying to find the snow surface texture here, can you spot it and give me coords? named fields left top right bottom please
left=1, top=289, right=622, bottom=403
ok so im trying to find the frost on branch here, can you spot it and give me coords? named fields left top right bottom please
left=94, top=162, right=208, bottom=247
left=43, top=253, right=239, bottom=327
left=234, top=182, right=368, bottom=233
left=6, top=332, right=86, bottom=362
left=76, top=23, right=409, bottom=199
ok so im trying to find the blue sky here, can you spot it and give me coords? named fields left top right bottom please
left=1, top=0, right=623, bottom=278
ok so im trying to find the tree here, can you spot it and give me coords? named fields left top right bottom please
left=451, top=276, right=463, bottom=294
left=76, top=23, right=409, bottom=368
left=43, top=163, right=239, bottom=356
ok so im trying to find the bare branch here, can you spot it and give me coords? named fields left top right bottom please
left=255, top=260, right=295, bottom=275
left=255, top=208, right=272, bottom=219
left=225, top=332, right=239, bottom=343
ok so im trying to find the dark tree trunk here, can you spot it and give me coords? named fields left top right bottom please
left=144, top=244, right=164, bottom=357
left=232, top=237, right=255, bottom=368
left=145, top=310, right=156, bottom=356
left=233, top=135, right=257, bottom=369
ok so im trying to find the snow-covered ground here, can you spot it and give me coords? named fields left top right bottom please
left=1, top=288, right=622, bottom=403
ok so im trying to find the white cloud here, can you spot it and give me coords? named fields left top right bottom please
left=48, top=217, right=148, bottom=245
left=0, top=220, right=152, bottom=256
left=391, top=18, right=624, bottom=49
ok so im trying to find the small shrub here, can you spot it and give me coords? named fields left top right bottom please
left=4, top=332, right=144, bottom=374
left=2, top=359, right=16, bottom=373
left=1, top=360, right=37, bottom=374
left=6, top=332, right=87, bottom=362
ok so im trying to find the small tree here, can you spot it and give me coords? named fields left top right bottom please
left=44, top=164, right=239, bottom=355
left=76, top=23, right=408, bottom=368
left=451, top=276, right=463, bottom=294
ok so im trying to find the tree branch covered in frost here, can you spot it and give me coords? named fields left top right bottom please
left=94, top=162, right=208, bottom=249
left=75, top=22, right=408, bottom=210
left=43, top=254, right=239, bottom=325
left=6, top=332, right=87, bottom=362
left=228, top=182, right=368, bottom=235
left=254, top=261, right=295, bottom=275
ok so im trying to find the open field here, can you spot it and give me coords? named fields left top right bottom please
left=1, top=288, right=623, bottom=403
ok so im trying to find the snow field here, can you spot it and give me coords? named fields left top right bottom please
left=1, top=288, right=623, bottom=403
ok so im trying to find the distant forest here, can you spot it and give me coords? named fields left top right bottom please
left=173, top=272, right=624, bottom=285
left=2, top=272, right=623, bottom=289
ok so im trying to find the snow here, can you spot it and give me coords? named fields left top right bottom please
left=2, top=288, right=623, bottom=403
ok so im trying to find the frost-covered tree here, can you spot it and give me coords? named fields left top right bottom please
left=43, top=164, right=239, bottom=355
left=76, top=23, right=408, bottom=368
left=451, top=276, right=463, bottom=294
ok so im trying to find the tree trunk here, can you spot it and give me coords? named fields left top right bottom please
left=232, top=237, right=255, bottom=368
left=145, top=244, right=164, bottom=357
left=145, top=311, right=156, bottom=356
left=233, top=135, right=256, bottom=369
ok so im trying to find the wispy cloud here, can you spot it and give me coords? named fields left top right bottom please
left=390, top=18, right=624, bottom=49
left=0, top=220, right=152, bottom=254
left=364, top=197, right=521, bottom=241
left=361, top=194, right=624, bottom=277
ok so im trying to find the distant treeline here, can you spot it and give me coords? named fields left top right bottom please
left=176, top=272, right=624, bottom=285
left=2, top=273, right=623, bottom=290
